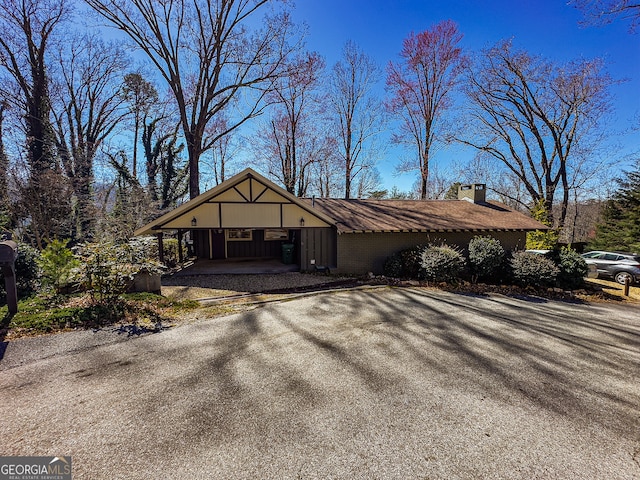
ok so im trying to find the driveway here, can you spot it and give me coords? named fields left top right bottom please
left=1, top=288, right=639, bottom=479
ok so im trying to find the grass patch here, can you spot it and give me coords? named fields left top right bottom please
left=0, top=293, right=199, bottom=338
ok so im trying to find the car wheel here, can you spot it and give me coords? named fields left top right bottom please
left=614, top=271, right=633, bottom=285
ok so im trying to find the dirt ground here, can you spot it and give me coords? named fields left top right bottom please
left=586, top=278, right=640, bottom=302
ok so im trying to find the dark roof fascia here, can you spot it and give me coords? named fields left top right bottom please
left=338, top=227, right=545, bottom=234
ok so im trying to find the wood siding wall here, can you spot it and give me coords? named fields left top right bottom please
left=300, top=228, right=337, bottom=271
left=227, top=230, right=289, bottom=258
left=192, top=228, right=301, bottom=262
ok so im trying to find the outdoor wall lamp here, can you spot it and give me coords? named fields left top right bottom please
left=299, top=217, right=305, bottom=227
left=191, top=217, right=197, bottom=227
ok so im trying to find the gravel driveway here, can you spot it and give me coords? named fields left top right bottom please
left=161, top=272, right=350, bottom=299
left=1, top=288, right=639, bottom=479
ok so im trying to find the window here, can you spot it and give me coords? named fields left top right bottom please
left=265, top=229, right=289, bottom=241
left=226, top=229, right=252, bottom=241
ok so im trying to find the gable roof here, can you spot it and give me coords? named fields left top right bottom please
left=305, top=198, right=547, bottom=234
left=134, top=168, right=336, bottom=235
left=135, top=168, right=547, bottom=236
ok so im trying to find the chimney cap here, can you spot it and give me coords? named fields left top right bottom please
left=458, top=183, right=487, bottom=203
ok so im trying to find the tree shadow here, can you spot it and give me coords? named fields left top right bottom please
left=62, top=287, right=640, bottom=452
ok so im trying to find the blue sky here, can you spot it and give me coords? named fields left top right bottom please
left=290, top=0, right=640, bottom=193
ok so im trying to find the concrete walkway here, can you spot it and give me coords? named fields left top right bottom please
left=172, top=258, right=299, bottom=275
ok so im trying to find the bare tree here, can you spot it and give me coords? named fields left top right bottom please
left=461, top=153, right=530, bottom=211
left=122, top=72, right=158, bottom=179
left=386, top=20, right=467, bottom=199
left=461, top=40, right=614, bottom=227
left=51, top=33, right=129, bottom=240
left=310, top=141, right=340, bottom=198
left=355, top=166, right=384, bottom=199
left=0, top=0, right=73, bottom=247
left=201, top=114, right=240, bottom=188
left=571, top=0, right=640, bottom=31
left=329, top=41, right=384, bottom=199
left=0, top=101, right=10, bottom=230
left=0, top=0, right=69, bottom=173
left=259, top=52, right=328, bottom=196
left=85, top=0, right=297, bottom=198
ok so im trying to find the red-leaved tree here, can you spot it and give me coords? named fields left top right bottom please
left=386, top=20, right=467, bottom=199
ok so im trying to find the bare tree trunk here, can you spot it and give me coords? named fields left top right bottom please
left=386, top=21, right=466, bottom=199
left=86, top=0, right=296, bottom=200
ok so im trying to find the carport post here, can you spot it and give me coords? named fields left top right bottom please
left=177, top=229, right=184, bottom=263
left=157, top=232, right=165, bottom=264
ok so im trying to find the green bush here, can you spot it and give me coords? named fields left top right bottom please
left=383, top=253, right=403, bottom=277
left=74, top=241, right=163, bottom=305
left=510, top=251, right=559, bottom=287
left=399, top=245, right=426, bottom=279
left=74, top=242, right=135, bottom=303
left=0, top=243, right=41, bottom=301
left=162, top=238, right=186, bottom=268
left=554, top=247, right=588, bottom=289
left=468, top=236, right=505, bottom=281
left=129, top=236, right=186, bottom=268
left=37, top=239, right=80, bottom=293
left=420, top=245, right=466, bottom=283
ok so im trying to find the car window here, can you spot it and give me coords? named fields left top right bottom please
left=601, top=254, right=619, bottom=261
left=582, top=252, right=600, bottom=258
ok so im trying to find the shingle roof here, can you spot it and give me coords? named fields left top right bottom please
left=304, top=198, right=547, bottom=234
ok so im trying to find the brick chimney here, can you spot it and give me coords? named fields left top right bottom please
left=458, top=183, right=486, bottom=203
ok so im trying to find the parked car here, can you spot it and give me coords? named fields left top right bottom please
left=581, top=251, right=640, bottom=285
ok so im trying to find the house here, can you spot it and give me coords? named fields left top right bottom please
left=135, top=168, right=547, bottom=274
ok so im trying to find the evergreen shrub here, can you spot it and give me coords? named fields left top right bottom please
left=554, top=247, right=589, bottom=289
left=468, top=236, right=505, bottom=281
left=510, top=251, right=559, bottom=287
left=420, top=245, right=466, bottom=283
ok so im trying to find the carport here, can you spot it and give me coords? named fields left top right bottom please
left=134, top=168, right=338, bottom=272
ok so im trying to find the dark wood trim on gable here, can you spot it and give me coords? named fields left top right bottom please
left=253, top=185, right=269, bottom=202
left=233, top=186, right=250, bottom=202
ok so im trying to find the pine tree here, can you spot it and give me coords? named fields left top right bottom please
left=589, top=161, right=640, bottom=252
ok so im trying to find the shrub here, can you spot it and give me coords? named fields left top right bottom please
left=162, top=238, right=186, bottom=268
left=399, top=245, right=426, bottom=279
left=128, top=236, right=186, bottom=268
left=468, top=236, right=505, bottom=281
left=554, top=247, right=588, bottom=289
left=420, top=245, right=466, bottom=283
left=74, top=242, right=135, bottom=303
left=74, top=241, right=164, bottom=305
left=383, top=253, right=403, bottom=277
left=37, top=239, right=80, bottom=293
left=510, top=251, right=559, bottom=287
